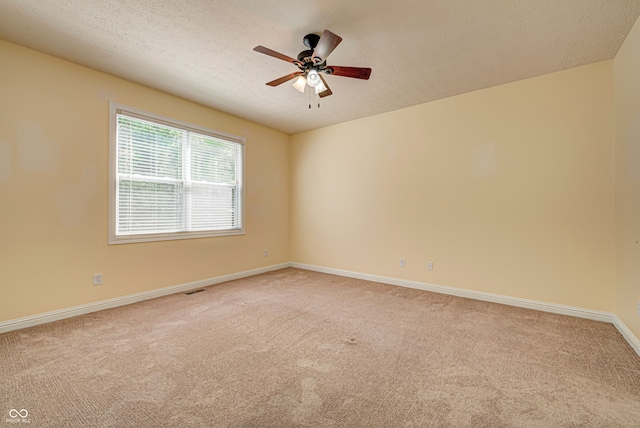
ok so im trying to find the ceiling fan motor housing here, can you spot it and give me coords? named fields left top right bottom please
left=296, top=50, right=327, bottom=73
left=297, top=49, right=314, bottom=62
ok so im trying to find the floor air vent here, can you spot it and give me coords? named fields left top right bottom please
left=185, top=289, right=205, bottom=295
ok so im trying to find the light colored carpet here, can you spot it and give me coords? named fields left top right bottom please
left=1, top=268, right=639, bottom=427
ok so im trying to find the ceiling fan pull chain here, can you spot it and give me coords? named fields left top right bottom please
left=308, top=86, right=311, bottom=109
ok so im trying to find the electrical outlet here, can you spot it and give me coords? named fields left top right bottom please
left=400, top=258, right=406, bottom=267
left=93, top=273, right=103, bottom=286
left=427, top=261, right=433, bottom=271
left=263, top=249, right=268, bottom=257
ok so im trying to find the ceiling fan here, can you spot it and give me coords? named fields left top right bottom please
left=253, top=30, right=372, bottom=101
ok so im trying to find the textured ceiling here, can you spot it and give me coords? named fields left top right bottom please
left=1, top=1, right=639, bottom=134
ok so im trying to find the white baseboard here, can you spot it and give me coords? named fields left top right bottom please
left=612, top=315, right=640, bottom=356
left=0, top=263, right=290, bottom=335
left=3, top=261, right=639, bottom=358
left=291, top=262, right=614, bottom=323
left=291, top=263, right=640, bottom=356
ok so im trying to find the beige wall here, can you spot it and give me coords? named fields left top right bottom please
left=614, top=16, right=640, bottom=339
left=291, top=61, right=615, bottom=312
left=0, top=40, right=290, bottom=322
left=2, top=31, right=635, bottom=334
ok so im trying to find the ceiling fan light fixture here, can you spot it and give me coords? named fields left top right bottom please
left=292, top=76, right=306, bottom=93
left=254, top=29, right=371, bottom=102
left=306, top=69, right=320, bottom=87
left=315, top=79, right=327, bottom=95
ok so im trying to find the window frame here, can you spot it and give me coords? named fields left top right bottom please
left=108, top=102, right=246, bottom=245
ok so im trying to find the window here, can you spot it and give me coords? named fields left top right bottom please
left=109, top=103, right=245, bottom=244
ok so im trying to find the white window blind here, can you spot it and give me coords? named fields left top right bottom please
left=109, top=103, right=244, bottom=244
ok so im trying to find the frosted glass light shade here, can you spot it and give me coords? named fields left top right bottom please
left=306, top=69, right=320, bottom=87
left=315, top=79, right=327, bottom=95
left=292, top=76, right=306, bottom=93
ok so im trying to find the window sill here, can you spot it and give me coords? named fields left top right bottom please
left=108, top=228, right=245, bottom=245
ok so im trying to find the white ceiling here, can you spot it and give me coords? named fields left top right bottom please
left=1, top=1, right=639, bottom=135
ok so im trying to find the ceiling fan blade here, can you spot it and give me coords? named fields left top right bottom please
left=266, top=72, right=302, bottom=87
left=328, top=66, right=372, bottom=80
left=253, top=46, right=298, bottom=64
left=318, top=75, right=333, bottom=98
left=312, top=30, right=342, bottom=62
